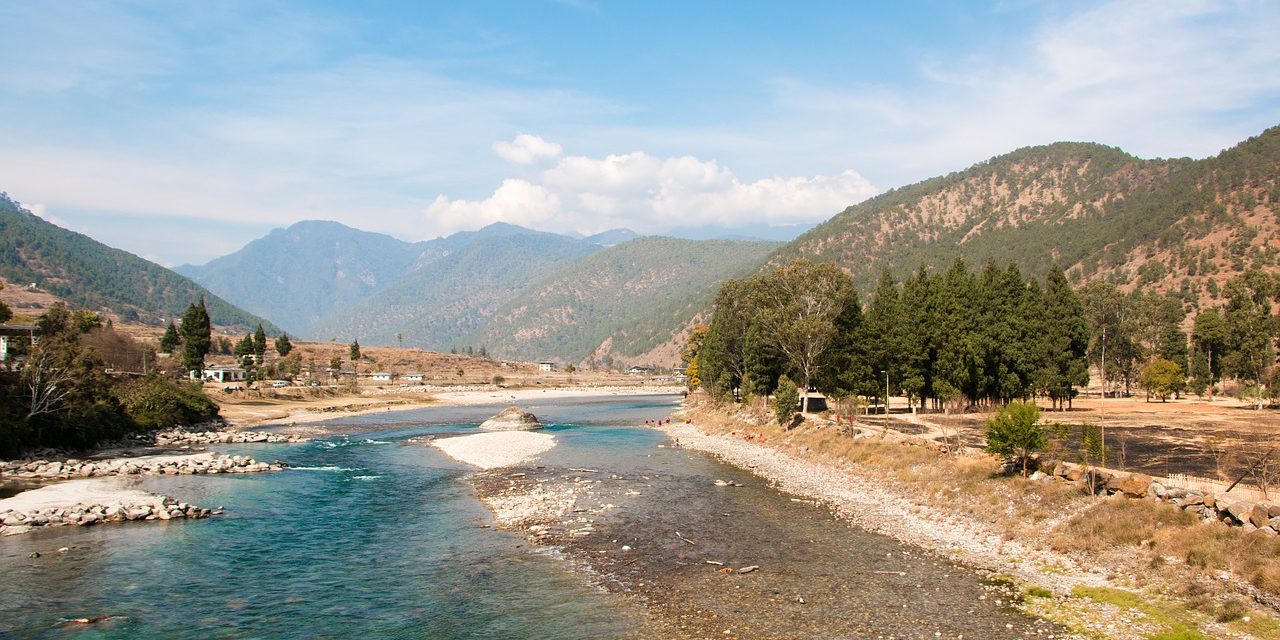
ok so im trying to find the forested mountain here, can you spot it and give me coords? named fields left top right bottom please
left=307, top=227, right=600, bottom=350
left=583, top=228, right=641, bottom=246
left=177, top=220, right=443, bottom=334
left=472, top=236, right=777, bottom=365
left=0, top=194, right=272, bottom=330
left=773, top=126, right=1280, bottom=305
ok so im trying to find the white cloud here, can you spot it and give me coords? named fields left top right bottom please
left=492, top=133, right=563, bottom=165
left=424, top=140, right=878, bottom=236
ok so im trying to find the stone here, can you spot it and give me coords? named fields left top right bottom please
left=1269, top=503, right=1280, bottom=518
left=1110, top=473, right=1152, bottom=498
left=1270, top=516, right=1280, bottom=530
left=1250, top=504, right=1273, bottom=528
left=1149, top=482, right=1167, bottom=498
left=1225, top=501, right=1254, bottom=524
left=479, top=407, right=544, bottom=431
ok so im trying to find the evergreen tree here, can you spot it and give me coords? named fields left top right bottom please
left=1038, top=265, right=1091, bottom=409
left=741, top=323, right=782, bottom=401
left=159, top=321, right=181, bottom=354
left=1222, top=269, right=1278, bottom=408
left=772, top=375, right=800, bottom=427
left=0, top=282, right=10, bottom=324
left=862, top=268, right=903, bottom=408
left=234, top=334, right=255, bottom=357
left=349, top=339, right=361, bottom=361
left=985, top=401, right=1044, bottom=477
left=253, top=323, right=267, bottom=358
left=274, top=333, right=293, bottom=357
left=179, top=298, right=211, bottom=374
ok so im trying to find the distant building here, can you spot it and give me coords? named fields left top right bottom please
left=0, top=322, right=38, bottom=363
left=370, top=372, right=393, bottom=382
left=192, top=365, right=246, bottom=383
left=404, top=373, right=425, bottom=382
left=538, top=362, right=556, bottom=372
left=627, top=365, right=653, bottom=376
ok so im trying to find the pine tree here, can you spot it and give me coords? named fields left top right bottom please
left=274, top=333, right=293, bottom=357
left=862, top=268, right=902, bottom=408
left=1192, top=308, right=1228, bottom=399
left=159, top=321, right=181, bottom=354
left=234, top=334, right=255, bottom=357
left=1039, top=265, right=1091, bottom=409
left=179, top=298, right=211, bottom=375
left=253, top=323, right=267, bottom=358
left=0, top=282, right=11, bottom=324
left=349, top=339, right=361, bottom=361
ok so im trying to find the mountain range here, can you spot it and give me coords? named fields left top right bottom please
left=4, top=125, right=1277, bottom=367
left=0, top=194, right=272, bottom=330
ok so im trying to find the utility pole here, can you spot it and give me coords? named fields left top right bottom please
left=883, top=370, right=890, bottom=434
left=1100, top=324, right=1105, bottom=461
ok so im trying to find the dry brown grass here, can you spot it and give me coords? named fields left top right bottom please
left=1050, top=497, right=1196, bottom=553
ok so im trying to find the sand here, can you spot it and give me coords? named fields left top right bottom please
left=432, top=432, right=557, bottom=469
left=0, top=477, right=162, bottom=513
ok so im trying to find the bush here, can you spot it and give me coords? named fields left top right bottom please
left=985, top=401, right=1044, bottom=476
left=773, top=375, right=799, bottom=427
left=116, top=376, right=219, bottom=431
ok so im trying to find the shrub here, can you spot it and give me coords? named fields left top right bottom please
left=985, top=401, right=1044, bottom=476
left=116, top=376, right=219, bottom=431
left=773, top=375, right=799, bottom=427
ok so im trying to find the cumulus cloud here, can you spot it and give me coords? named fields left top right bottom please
left=492, top=133, right=564, bottom=165
left=423, top=140, right=878, bottom=236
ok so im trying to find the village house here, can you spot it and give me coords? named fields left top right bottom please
left=627, top=365, right=653, bottom=376
left=192, top=365, right=246, bottom=383
left=0, top=322, right=38, bottom=363
left=404, top=373, right=425, bottom=382
left=538, top=361, right=556, bottom=372
left=369, top=372, right=394, bottom=382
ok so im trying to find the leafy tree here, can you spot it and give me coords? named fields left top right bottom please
left=773, top=375, right=800, bottom=427
left=274, top=333, right=293, bottom=357
left=1222, top=269, right=1278, bottom=408
left=329, top=356, right=342, bottom=379
left=159, top=321, right=181, bottom=354
left=984, top=401, right=1044, bottom=477
left=116, top=376, right=219, bottom=430
left=680, top=324, right=709, bottom=392
left=349, top=339, right=361, bottom=361
left=1139, top=358, right=1184, bottom=402
left=1191, top=308, right=1228, bottom=399
left=253, top=323, right=267, bottom=358
left=179, top=298, right=212, bottom=374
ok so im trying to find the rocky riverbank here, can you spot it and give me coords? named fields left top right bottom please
left=0, top=478, right=216, bottom=535
left=153, top=430, right=308, bottom=446
left=2, top=452, right=287, bottom=480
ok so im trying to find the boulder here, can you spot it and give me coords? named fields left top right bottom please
left=478, top=407, right=544, bottom=431
left=1225, top=501, right=1254, bottom=524
left=1251, top=504, right=1274, bottom=528
left=1110, top=473, right=1152, bottom=498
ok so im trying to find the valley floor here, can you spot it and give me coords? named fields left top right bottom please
left=670, top=394, right=1280, bottom=640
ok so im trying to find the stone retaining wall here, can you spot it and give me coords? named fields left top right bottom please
left=1038, top=462, right=1279, bottom=536
left=1, top=453, right=287, bottom=480
left=153, top=430, right=307, bottom=445
left=1, top=496, right=215, bottom=533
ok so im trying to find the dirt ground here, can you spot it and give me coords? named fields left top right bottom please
left=836, top=395, right=1280, bottom=492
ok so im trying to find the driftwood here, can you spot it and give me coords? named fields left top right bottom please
left=1224, top=447, right=1275, bottom=494
left=675, top=531, right=697, bottom=545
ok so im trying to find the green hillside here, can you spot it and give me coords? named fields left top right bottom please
left=0, top=194, right=273, bottom=330
left=473, top=236, right=778, bottom=364
left=308, top=228, right=600, bottom=350
left=773, top=126, right=1280, bottom=303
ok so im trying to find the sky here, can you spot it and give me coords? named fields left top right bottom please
left=2, top=1, right=1278, bottom=267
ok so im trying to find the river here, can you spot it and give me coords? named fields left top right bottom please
left=0, top=394, right=1061, bottom=639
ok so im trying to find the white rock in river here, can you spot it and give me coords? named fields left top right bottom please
left=478, top=407, right=543, bottom=431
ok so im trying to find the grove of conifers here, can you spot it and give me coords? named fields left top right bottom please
left=686, top=259, right=1280, bottom=415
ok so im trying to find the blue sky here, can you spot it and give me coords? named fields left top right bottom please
left=2, top=1, right=1278, bottom=266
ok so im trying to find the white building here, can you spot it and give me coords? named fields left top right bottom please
left=538, top=362, right=556, bottom=372
left=404, top=373, right=425, bottom=382
left=370, top=372, right=393, bottom=382
left=193, top=365, right=246, bottom=383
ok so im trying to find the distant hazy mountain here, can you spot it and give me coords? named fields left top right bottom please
left=473, top=236, right=777, bottom=365
left=667, top=222, right=817, bottom=243
left=307, top=226, right=601, bottom=350
left=0, top=194, right=272, bottom=330
left=177, top=220, right=443, bottom=334
left=772, top=125, right=1280, bottom=305
left=583, top=228, right=641, bottom=246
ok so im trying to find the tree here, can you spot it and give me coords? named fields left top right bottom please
left=253, top=323, right=267, bottom=358
left=1038, top=265, right=1091, bottom=409
left=349, top=339, right=361, bottom=361
left=179, top=298, right=211, bottom=375
left=753, top=260, right=856, bottom=412
left=329, top=356, right=342, bottom=379
left=1139, top=358, right=1184, bottom=402
left=773, top=375, right=800, bottom=427
left=274, top=333, right=293, bottom=357
left=0, top=282, right=11, bottom=324
left=234, top=333, right=256, bottom=357
left=1192, top=308, right=1227, bottom=399
left=680, top=325, right=709, bottom=392
left=1222, top=270, right=1278, bottom=409
left=159, top=321, right=181, bottom=354
left=984, top=401, right=1044, bottom=477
